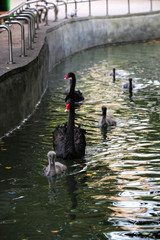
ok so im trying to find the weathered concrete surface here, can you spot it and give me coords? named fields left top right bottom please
left=0, top=39, right=49, bottom=137
left=46, top=12, right=160, bottom=71
left=1, top=12, right=160, bottom=138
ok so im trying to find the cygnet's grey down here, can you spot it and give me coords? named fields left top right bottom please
left=45, top=151, right=67, bottom=177
left=99, top=105, right=116, bottom=127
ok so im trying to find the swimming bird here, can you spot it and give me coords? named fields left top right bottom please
left=64, top=72, right=84, bottom=103
left=99, top=105, right=116, bottom=127
left=45, top=151, right=67, bottom=176
left=123, top=78, right=135, bottom=98
left=123, top=78, right=135, bottom=89
left=53, top=73, right=86, bottom=160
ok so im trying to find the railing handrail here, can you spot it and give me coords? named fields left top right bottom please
left=0, top=0, right=158, bottom=22
left=0, top=0, right=55, bottom=21
left=0, top=0, right=159, bottom=64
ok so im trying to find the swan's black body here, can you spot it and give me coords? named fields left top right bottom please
left=53, top=73, right=86, bottom=160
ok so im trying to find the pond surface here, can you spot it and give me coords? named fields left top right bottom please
left=1, top=41, right=160, bottom=240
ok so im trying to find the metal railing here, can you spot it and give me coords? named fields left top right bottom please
left=0, top=0, right=159, bottom=64
left=55, top=0, right=158, bottom=19
left=0, top=0, right=58, bottom=64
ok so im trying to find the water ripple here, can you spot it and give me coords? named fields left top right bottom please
left=1, top=41, right=160, bottom=239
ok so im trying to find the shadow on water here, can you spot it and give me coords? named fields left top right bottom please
left=1, top=41, right=160, bottom=239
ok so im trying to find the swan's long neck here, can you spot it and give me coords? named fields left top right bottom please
left=67, top=101, right=75, bottom=154
left=49, top=155, right=55, bottom=171
left=70, top=75, right=76, bottom=93
left=102, top=108, right=107, bottom=118
left=129, top=78, right=133, bottom=98
left=65, top=76, right=76, bottom=158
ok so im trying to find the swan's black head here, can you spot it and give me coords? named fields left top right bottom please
left=65, top=72, right=76, bottom=80
left=64, top=72, right=76, bottom=88
left=102, top=105, right=107, bottom=116
left=65, top=98, right=74, bottom=112
left=65, top=73, right=76, bottom=87
left=65, top=73, right=76, bottom=104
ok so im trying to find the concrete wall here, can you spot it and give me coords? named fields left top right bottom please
left=1, top=12, right=160, bottom=138
left=46, top=13, right=160, bottom=71
left=0, top=40, right=49, bottom=137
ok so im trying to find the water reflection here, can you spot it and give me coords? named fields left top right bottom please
left=1, top=41, right=160, bottom=239
left=47, top=176, right=57, bottom=203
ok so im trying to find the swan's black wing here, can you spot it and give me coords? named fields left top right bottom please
left=74, top=90, right=84, bottom=102
left=53, top=124, right=67, bottom=158
left=74, top=125, right=86, bottom=158
left=65, top=90, right=84, bottom=103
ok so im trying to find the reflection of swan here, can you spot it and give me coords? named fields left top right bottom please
left=45, top=151, right=67, bottom=176
left=48, top=176, right=57, bottom=203
left=99, top=106, right=116, bottom=127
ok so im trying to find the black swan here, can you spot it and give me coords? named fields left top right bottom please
left=123, top=78, right=135, bottom=89
left=45, top=151, right=67, bottom=176
left=99, top=106, right=116, bottom=127
left=53, top=74, right=86, bottom=160
left=64, top=72, right=84, bottom=103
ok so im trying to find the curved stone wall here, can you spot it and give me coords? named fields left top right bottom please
left=46, top=13, right=160, bottom=71
left=1, top=12, right=160, bottom=138
left=0, top=41, right=49, bottom=138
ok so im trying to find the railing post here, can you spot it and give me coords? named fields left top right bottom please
left=89, top=0, right=91, bottom=16
left=150, top=0, right=153, bottom=11
left=36, top=4, right=49, bottom=25
left=128, top=0, right=130, bottom=14
left=0, top=25, right=14, bottom=64
left=15, top=16, right=33, bottom=49
left=5, top=19, right=26, bottom=57
left=75, top=0, right=77, bottom=17
left=106, top=0, right=108, bottom=15
left=8, top=27, right=13, bottom=64
left=20, top=11, right=36, bottom=40
left=56, top=0, right=67, bottom=19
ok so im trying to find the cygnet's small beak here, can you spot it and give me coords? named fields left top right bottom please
left=65, top=103, right=70, bottom=112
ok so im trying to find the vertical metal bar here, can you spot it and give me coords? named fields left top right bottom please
left=65, top=2, right=67, bottom=19
left=53, top=4, right=58, bottom=21
left=21, top=11, right=35, bottom=40
left=0, top=25, right=14, bottom=64
left=128, top=0, right=130, bottom=14
left=29, top=8, right=40, bottom=29
left=56, top=0, right=67, bottom=19
left=89, top=0, right=91, bottom=16
left=21, top=23, right=25, bottom=56
left=5, top=20, right=26, bottom=57
left=150, top=0, right=153, bottom=11
left=8, top=27, right=14, bottom=64
left=15, top=16, right=32, bottom=49
left=75, top=1, right=77, bottom=17
left=106, top=0, right=108, bottom=16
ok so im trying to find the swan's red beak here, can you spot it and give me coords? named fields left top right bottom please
left=65, top=103, right=70, bottom=112
left=64, top=74, right=69, bottom=79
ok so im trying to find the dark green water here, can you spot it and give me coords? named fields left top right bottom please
left=1, top=41, right=160, bottom=240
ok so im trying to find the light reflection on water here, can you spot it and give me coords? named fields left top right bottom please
left=1, top=41, right=160, bottom=239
